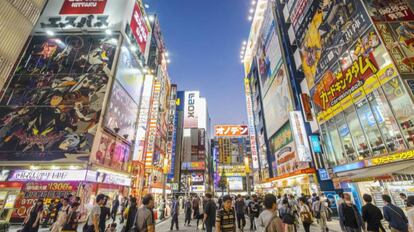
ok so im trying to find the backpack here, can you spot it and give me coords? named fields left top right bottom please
left=265, top=212, right=284, bottom=232
left=280, top=206, right=295, bottom=225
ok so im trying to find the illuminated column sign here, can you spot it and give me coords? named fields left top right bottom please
left=166, top=86, right=177, bottom=175
left=244, top=78, right=259, bottom=169
left=145, top=81, right=161, bottom=168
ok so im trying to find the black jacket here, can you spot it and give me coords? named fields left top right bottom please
left=362, top=203, right=384, bottom=232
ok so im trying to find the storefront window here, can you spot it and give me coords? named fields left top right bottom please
left=382, top=77, right=414, bottom=148
left=335, top=113, right=358, bottom=162
left=344, top=106, right=370, bottom=159
left=367, top=90, right=406, bottom=153
left=327, top=119, right=347, bottom=165
left=355, top=98, right=387, bottom=156
left=321, top=124, right=337, bottom=167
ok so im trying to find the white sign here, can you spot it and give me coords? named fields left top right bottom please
left=228, top=176, right=244, bottom=191
left=244, top=78, right=259, bottom=169
left=103, top=174, right=131, bottom=186
left=289, top=111, right=312, bottom=162
left=183, top=91, right=200, bottom=128
left=34, top=0, right=132, bottom=32
left=9, top=170, right=88, bottom=182
left=191, top=185, right=205, bottom=192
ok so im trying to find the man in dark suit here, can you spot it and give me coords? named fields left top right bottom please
left=362, top=194, right=384, bottom=232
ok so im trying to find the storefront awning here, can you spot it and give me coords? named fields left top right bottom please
left=336, top=161, right=414, bottom=179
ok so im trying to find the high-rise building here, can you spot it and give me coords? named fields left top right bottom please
left=0, top=0, right=47, bottom=89
left=273, top=0, right=414, bottom=209
left=175, top=91, right=211, bottom=194
left=0, top=0, right=154, bottom=222
left=212, top=125, right=252, bottom=195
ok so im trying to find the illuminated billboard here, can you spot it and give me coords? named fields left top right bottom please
left=228, top=177, right=244, bottom=191
left=289, top=111, right=312, bottom=162
left=214, top=125, right=248, bottom=137
left=183, top=91, right=199, bottom=128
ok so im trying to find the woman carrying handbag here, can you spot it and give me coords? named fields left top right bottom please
left=299, top=198, right=313, bottom=232
left=62, top=203, right=80, bottom=232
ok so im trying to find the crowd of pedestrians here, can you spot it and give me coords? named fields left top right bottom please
left=15, top=191, right=414, bottom=232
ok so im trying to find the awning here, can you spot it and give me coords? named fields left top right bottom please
left=336, top=160, right=414, bottom=179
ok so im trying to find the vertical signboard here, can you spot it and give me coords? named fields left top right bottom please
left=129, top=1, right=149, bottom=54
left=183, top=91, right=199, bottom=128
left=244, top=78, right=259, bottom=169
left=166, top=85, right=177, bottom=176
left=289, top=111, right=312, bottom=162
left=144, top=81, right=161, bottom=167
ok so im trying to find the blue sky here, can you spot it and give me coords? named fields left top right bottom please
left=146, top=0, right=251, bottom=126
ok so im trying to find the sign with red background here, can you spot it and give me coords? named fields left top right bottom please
left=130, top=2, right=149, bottom=54
left=60, top=0, right=107, bottom=15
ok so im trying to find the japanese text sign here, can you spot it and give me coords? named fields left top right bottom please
left=214, top=125, right=249, bottom=137
left=130, top=2, right=149, bottom=54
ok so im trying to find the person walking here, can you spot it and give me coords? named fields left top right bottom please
left=256, top=194, right=284, bottom=232
left=279, top=199, right=295, bottom=232
left=216, top=195, right=236, bottom=232
left=61, top=202, right=80, bottom=232
left=361, top=194, right=384, bottom=232
left=120, top=196, right=129, bottom=224
left=158, top=198, right=166, bottom=220
left=299, top=197, right=313, bottom=232
left=22, top=198, right=44, bottom=232
left=85, top=193, right=106, bottom=232
left=170, top=195, right=180, bottom=231
left=123, top=197, right=138, bottom=232
left=111, top=195, right=119, bottom=221
left=235, top=194, right=246, bottom=232
left=134, top=194, right=155, bottom=232
left=382, top=194, right=408, bottom=232
left=248, top=194, right=260, bottom=231
left=312, top=196, right=329, bottom=232
left=203, top=193, right=217, bottom=232
left=406, top=196, right=414, bottom=232
left=99, top=196, right=111, bottom=232
left=184, top=197, right=192, bottom=226
left=51, top=197, right=69, bottom=232
left=338, top=193, right=364, bottom=232
left=193, top=196, right=202, bottom=228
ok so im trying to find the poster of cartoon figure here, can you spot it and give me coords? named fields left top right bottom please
left=92, top=131, right=130, bottom=171
left=0, top=34, right=118, bottom=161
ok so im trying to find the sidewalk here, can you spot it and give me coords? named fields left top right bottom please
left=308, top=218, right=342, bottom=232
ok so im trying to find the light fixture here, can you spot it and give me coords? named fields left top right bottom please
left=167, top=59, right=171, bottom=63
left=30, top=165, right=38, bottom=170
left=251, top=0, right=256, bottom=5
left=46, top=30, right=54, bottom=36
left=69, top=165, right=79, bottom=170
left=148, top=15, right=155, bottom=22
left=165, top=52, right=169, bottom=57
left=51, top=165, right=60, bottom=170
left=105, top=29, right=112, bottom=35
left=243, top=41, right=247, bottom=45
left=249, top=8, right=254, bottom=13
left=130, top=45, right=137, bottom=52
left=144, top=4, right=149, bottom=9
left=248, top=16, right=253, bottom=21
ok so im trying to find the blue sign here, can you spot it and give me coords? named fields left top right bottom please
left=310, top=135, right=321, bottom=153
left=318, top=169, right=330, bottom=180
left=333, top=161, right=365, bottom=173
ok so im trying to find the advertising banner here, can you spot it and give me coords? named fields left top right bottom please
left=218, top=165, right=246, bottom=176
left=183, top=91, right=199, bottom=128
left=129, top=1, right=149, bottom=54
left=91, top=131, right=130, bottom=171
left=262, top=65, right=293, bottom=137
left=244, top=78, right=259, bottom=169
left=145, top=81, right=161, bottom=167
left=256, top=3, right=283, bottom=94
left=270, top=122, right=293, bottom=153
left=289, top=111, right=312, bottom=162
left=0, top=34, right=116, bottom=161
left=191, top=172, right=204, bottom=182
left=104, top=80, right=139, bottom=143
left=35, top=0, right=129, bottom=32
left=362, top=0, right=414, bottom=74
left=228, top=176, right=244, bottom=191
left=299, top=0, right=371, bottom=89
left=181, top=162, right=205, bottom=170
left=115, top=45, right=145, bottom=103
left=11, top=182, right=78, bottom=222
left=214, top=125, right=248, bottom=137
left=311, top=28, right=399, bottom=123
left=8, top=170, right=88, bottom=182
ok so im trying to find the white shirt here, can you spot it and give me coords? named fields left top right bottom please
left=406, top=207, right=414, bottom=232
left=256, top=209, right=274, bottom=232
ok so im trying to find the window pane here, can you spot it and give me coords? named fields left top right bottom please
left=355, top=98, right=387, bottom=156
left=382, top=77, right=414, bottom=148
left=335, top=113, right=358, bottom=162
left=344, top=106, right=370, bottom=158
left=367, top=90, right=406, bottom=153
left=327, top=119, right=347, bottom=165
left=321, top=124, right=337, bottom=167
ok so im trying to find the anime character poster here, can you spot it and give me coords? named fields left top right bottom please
left=92, top=131, right=130, bottom=171
left=300, top=0, right=371, bottom=89
left=103, top=80, right=139, bottom=143
left=0, top=34, right=118, bottom=161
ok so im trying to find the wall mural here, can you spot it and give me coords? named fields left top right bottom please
left=0, top=34, right=118, bottom=161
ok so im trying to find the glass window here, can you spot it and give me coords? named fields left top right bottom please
left=344, top=106, right=370, bottom=159
left=327, top=119, right=347, bottom=165
left=355, top=98, right=387, bottom=156
left=335, top=113, right=358, bottom=162
left=321, top=124, right=337, bottom=167
left=382, top=77, right=414, bottom=148
left=367, top=90, right=406, bottom=153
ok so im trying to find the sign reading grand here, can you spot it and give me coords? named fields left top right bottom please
left=215, top=125, right=248, bottom=137
left=60, top=0, right=107, bottom=14
left=183, top=91, right=199, bottom=128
